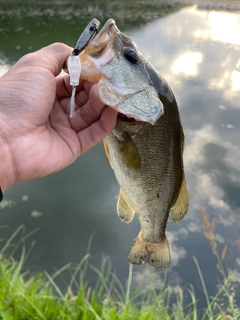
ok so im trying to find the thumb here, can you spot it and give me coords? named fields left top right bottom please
left=16, top=43, right=73, bottom=77
left=37, top=43, right=73, bottom=76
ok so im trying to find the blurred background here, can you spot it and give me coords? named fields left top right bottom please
left=0, top=0, right=240, bottom=308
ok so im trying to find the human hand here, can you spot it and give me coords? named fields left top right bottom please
left=0, top=43, right=117, bottom=191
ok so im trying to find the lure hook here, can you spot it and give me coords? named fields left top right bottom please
left=67, top=18, right=100, bottom=118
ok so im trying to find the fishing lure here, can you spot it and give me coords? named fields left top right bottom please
left=67, top=18, right=100, bottom=117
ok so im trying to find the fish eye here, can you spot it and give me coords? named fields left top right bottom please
left=123, top=48, right=138, bottom=64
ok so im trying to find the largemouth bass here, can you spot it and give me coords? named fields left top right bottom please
left=79, top=19, right=189, bottom=269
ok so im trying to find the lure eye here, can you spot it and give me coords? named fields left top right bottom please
left=123, top=48, right=138, bottom=64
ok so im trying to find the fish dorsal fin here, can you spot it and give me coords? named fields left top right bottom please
left=171, top=174, right=189, bottom=222
left=117, top=189, right=135, bottom=223
left=117, top=134, right=141, bottom=172
left=103, top=139, right=113, bottom=168
left=181, top=129, right=185, bottom=149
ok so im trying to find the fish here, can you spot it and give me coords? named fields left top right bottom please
left=79, top=19, right=189, bottom=269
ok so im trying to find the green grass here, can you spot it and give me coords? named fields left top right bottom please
left=0, top=226, right=239, bottom=319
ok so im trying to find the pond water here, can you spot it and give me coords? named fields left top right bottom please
left=1, top=2, right=240, bottom=309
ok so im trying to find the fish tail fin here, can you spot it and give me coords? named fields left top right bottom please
left=128, top=232, right=171, bottom=269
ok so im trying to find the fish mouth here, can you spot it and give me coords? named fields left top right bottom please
left=79, top=19, right=119, bottom=82
left=118, top=113, right=138, bottom=123
left=82, top=19, right=118, bottom=58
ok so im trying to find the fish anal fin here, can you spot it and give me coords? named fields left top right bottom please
left=103, top=139, right=112, bottom=168
left=117, top=136, right=141, bottom=172
left=128, top=231, right=171, bottom=269
left=171, top=174, right=189, bottom=222
left=117, top=189, right=135, bottom=223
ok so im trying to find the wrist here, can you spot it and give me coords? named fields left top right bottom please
left=0, top=130, right=16, bottom=191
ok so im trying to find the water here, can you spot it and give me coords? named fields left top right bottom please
left=1, top=1, right=240, bottom=308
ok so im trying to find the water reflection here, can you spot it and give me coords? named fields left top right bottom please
left=1, top=5, right=240, bottom=307
left=0, top=0, right=185, bottom=64
left=171, top=51, right=203, bottom=76
left=0, top=53, right=11, bottom=77
left=130, top=6, right=240, bottom=303
left=194, top=9, right=240, bottom=46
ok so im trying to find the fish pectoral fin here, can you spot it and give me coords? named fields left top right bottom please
left=105, top=133, right=141, bottom=172
left=117, top=189, right=135, bottom=223
left=171, top=174, right=189, bottom=222
left=117, top=135, right=141, bottom=172
left=128, top=231, right=171, bottom=269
